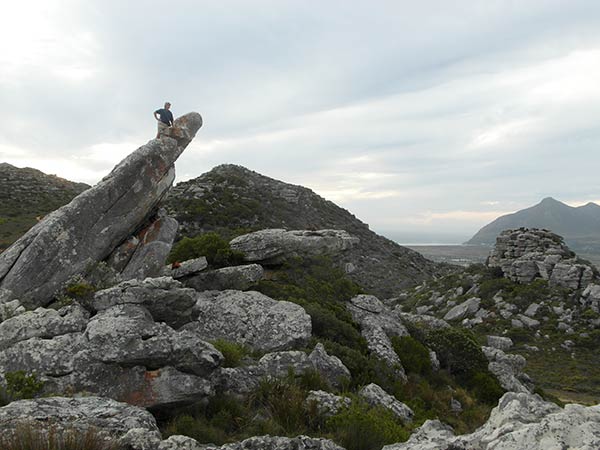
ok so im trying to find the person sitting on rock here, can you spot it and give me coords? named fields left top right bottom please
left=154, top=102, right=174, bottom=138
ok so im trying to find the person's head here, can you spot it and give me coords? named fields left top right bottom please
left=164, top=102, right=171, bottom=110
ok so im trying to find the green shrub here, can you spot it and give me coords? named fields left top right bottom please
left=163, top=414, right=228, bottom=445
left=0, top=424, right=117, bottom=450
left=468, top=371, right=504, bottom=404
left=391, top=336, right=432, bottom=376
left=211, top=339, right=249, bottom=368
left=327, top=399, right=409, bottom=450
left=1, top=371, right=44, bottom=404
left=168, top=232, right=245, bottom=268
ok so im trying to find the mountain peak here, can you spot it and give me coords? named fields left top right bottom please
left=539, top=197, right=562, bottom=206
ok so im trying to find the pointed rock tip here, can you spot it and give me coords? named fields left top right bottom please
left=161, top=112, right=203, bottom=149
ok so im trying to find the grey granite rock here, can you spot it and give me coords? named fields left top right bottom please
left=348, top=295, right=408, bottom=380
left=486, top=335, right=513, bottom=351
left=487, top=228, right=599, bottom=289
left=93, top=277, right=197, bottom=328
left=0, top=303, right=88, bottom=349
left=305, top=390, right=351, bottom=417
left=184, top=290, right=311, bottom=352
left=230, top=229, right=358, bottom=264
left=359, top=383, right=413, bottom=423
left=183, top=264, right=263, bottom=291
left=483, top=346, right=531, bottom=393
left=169, top=257, right=208, bottom=279
left=0, top=396, right=159, bottom=438
left=0, top=112, right=202, bottom=308
left=443, top=297, right=481, bottom=321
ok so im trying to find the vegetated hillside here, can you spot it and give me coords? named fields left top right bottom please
left=0, top=163, right=89, bottom=250
left=466, top=197, right=600, bottom=254
left=165, top=164, right=447, bottom=298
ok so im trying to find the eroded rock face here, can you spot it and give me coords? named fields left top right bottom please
left=0, top=396, right=159, bottom=438
left=384, top=392, right=600, bottom=450
left=92, top=277, right=197, bottom=328
left=347, top=295, right=408, bottom=380
left=184, top=290, right=311, bottom=352
left=487, top=228, right=599, bottom=289
left=182, top=264, right=264, bottom=292
left=230, top=229, right=359, bottom=265
left=359, top=383, right=413, bottom=423
left=215, top=344, right=350, bottom=395
left=0, top=112, right=202, bottom=308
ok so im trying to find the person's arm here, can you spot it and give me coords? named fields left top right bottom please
left=169, top=111, right=174, bottom=126
left=154, top=110, right=160, bottom=121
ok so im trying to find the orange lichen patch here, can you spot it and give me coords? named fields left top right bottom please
left=122, top=369, right=161, bottom=407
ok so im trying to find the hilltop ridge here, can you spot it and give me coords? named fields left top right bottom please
left=166, top=164, right=446, bottom=297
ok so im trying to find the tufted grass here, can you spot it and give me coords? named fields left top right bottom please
left=0, top=424, right=119, bottom=450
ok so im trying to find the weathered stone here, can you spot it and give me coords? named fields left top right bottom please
left=93, top=277, right=197, bottom=328
left=0, top=299, right=25, bottom=321
left=486, top=335, right=513, bottom=351
left=184, top=290, right=311, bottom=352
left=305, top=390, right=351, bottom=417
left=85, top=304, right=222, bottom=376
left=359, top=383, right=413, bottom=422
left=483, top=346, right=531, bottom=393
left=487, top=228, right=599, bottom=289
left=0, top=112, right=203, bottom=308
left=230, top=229, right=358, bottom=264
left=443, top=297, right=481, bottom=321
left=524, top=302, right=541, bottom=317
left=0, top=397, right=159, bottom=438
left=158, top=435, right=205, bottom=450
left=0, top=303, right=88, bottom=349
left=348, top=295, right=408, bottom=380
left=216, top=344, right=350, bottom=395
left=398, top=312, right=450, bottom=330
left=112, top=209, right=179, bottom=281
left=382, top=419, right=454, bottom=450
left=169, top=257, right=208, bottom=279
left=183, top=264, right=264, bottom=291
left=119, top=428, right=162, bottom=450
left=517, top=313, right=540, bottom=328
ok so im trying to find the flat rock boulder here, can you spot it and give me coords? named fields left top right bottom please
left=168, top=257, right=208, bottom=279
left=182, top=264, right=264, bottom=291
left=443, top=297, right=481, bottom=321
left=487, top=228, right=599, bottom=289
left=0, top=396, right=159, bottom=439
left=92, top=277, right=197, bottom=328
left=230, top=229, right=358, bottom=264
left=0, top=112, right=202, bottom=308
left=184, top=290, right=311, bottom=352
left=384, top=392, right=600, bottom=450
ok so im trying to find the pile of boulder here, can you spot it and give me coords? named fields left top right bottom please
left=488, top=228, right=599, bottom=289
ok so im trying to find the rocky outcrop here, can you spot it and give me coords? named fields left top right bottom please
left=347, top=295, right=408, bottom=380
left=487, top=228, right=599, bottom=289
left=216, top=344, right=350, bottom=394
left=166, top=164, right=446, bottom=298
left=92, top=277, right=197, bottom=328
left=305, top=390, right=351, bottom=417
left=205, top=436, right=346, bottom=450
left=184, top=290, right=311, bottom=352
left=0, top=396, right=159, bottom=438
left=359, top=383, right=413, bottom=422
left=0, top=112, right=202, bottom=308
left=182, top=264, right=264, bottom=291
left=384, top=392, right=600, bottom=450
left=107, top=208, right=179, bottom=281
left=483, top=346, right=532, bottom=394
left=230, top=229, right=359, bottom=265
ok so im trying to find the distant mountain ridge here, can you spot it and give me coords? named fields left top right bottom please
left=166, top=164, right=447, bottom=297
left=0, top=163, right=90, bottom=250
left=466, top=197, right=600, bottom=254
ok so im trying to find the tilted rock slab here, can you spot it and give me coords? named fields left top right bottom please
left=0, top=396, right=159, bottom=439
left=0, top=112, right=202, bottom=307
left=182, top=263, right=264, bottom=291
left=347, top=294, right=408, bottom=380
left=487, top=228, right=599, bottom=290
left=359, top=383, right=414, bottom=423
left=184, top=290, right=311, bottom=352
left=483, top=346, right=533, bottom=394
left=230, top=229, right=359, bottom=264
left=384, top=392, right=600, bottom=450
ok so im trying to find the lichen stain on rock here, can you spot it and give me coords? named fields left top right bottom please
left=123, top=369, right=160, bottom=407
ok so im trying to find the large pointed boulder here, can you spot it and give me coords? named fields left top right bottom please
left=0, top=113, right=202, bottom=307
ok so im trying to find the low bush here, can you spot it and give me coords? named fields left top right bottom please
left=211, top=339, right=250, bottom=368
left=391, top=335, right=432, bottom=377
left=168, top=232, right=245, bottom=268
left=1, top=371, right=44, bottom=405
left=326, top=399, right=409, bottom=450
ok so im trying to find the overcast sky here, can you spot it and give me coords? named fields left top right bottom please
left=2, top=1, right=600, bottom=242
